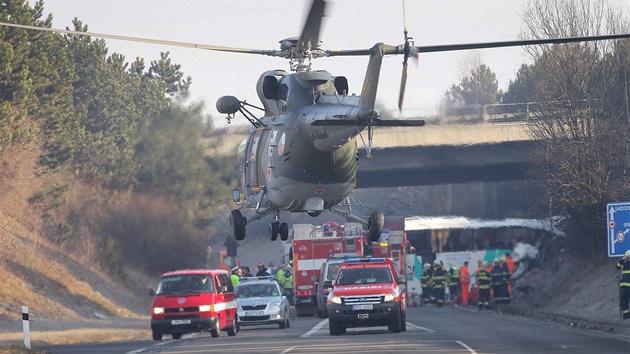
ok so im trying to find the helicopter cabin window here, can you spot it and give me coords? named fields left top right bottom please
left=278, top=83, right=289, bottom=101
left=334, top=76, right=348, bottom=95
left=263, top=76, right=278, bottom=100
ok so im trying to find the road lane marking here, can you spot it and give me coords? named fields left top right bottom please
left=301, top=319, right=436, bottom=337
left=405, top=322, right=436, bottom=333
left=280, top=345, right=297, bottom=353
left=301, top=319, right=329, bottom=337
left=455, top=340, right=478, bottom=354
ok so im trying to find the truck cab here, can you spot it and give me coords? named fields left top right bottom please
left=326, top=257, right=407, bottom=335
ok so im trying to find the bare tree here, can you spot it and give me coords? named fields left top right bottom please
left=521, top=0, right=630, bottom=258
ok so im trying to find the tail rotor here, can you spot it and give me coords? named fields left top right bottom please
left=398, top=0, right=418, bottom=111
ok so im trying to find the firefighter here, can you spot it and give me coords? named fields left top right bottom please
left=498, top=258, right=511, bottom=304
left=448, top=262, right=460, bottom=304
left=490, top=259, right=503, bottom=304
left=459, top=261, right=471, bottom=306
left=617, top=250, right=630, bottom=320
left=505, top=253, right=515, bottom=295
left=430, top=260, right=450, bottom=307
left=256, top=262, right=270, bottom=276
left=420, top=263, right=432, bottom=305
left=476, top=261, right=492, bottom=310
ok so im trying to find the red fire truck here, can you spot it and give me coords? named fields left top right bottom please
left=289, top=222, right=364, bottom=316
left=370, top=228, right=406, bottom=278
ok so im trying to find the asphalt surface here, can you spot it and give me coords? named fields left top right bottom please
left=37, top=304, right=630, bottom=354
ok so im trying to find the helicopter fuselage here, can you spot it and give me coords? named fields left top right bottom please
left=237, top=70, right=372, bottom=214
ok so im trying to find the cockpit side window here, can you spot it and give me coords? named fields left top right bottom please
left=334, top=76, right=348, bottom=95
left=278, top=83, right=289, bottom=101
left=263, top=76, right=278, bottom=100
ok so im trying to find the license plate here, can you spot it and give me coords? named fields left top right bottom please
left=352, top=304, right=373, bottom=310
left=358, top=313, right=369, bottom=319
left=171, top=319, right=191, bottom=325
left=245, top=311, right=264, bottom=316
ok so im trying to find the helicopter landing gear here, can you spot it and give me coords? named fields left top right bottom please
left=366, top=210, right=384, bottom=242
left=269, top=221, right=289, bottom=241
left=280, top=223, right=289, bottom=241
left=269, top=222, right=279, bottom=241
left=230, top=209, right=247, bottom=241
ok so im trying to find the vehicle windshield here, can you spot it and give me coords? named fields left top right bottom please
left=155, top=275, right=214, bottom=295
left=336, top=267, right=392, bottom=285
left=326, top=263, right=341, bottom=280
left=236, top=283, right=279, bottom=298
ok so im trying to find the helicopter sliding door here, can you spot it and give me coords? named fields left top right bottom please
left=245, top=129, right=271, bottom=192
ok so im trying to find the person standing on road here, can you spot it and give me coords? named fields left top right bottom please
left=430, top=261, right=450, bottom=307
left=459, top=261, right=471, bottom=306
left=256, top=262, right=270, bottom=276
left=421, top=263, right=432, bottom=305
left=476, top=261, right=492, bottom=310
left=617, top=250, right=630, bottom=320
left=231, top=267, right=241, bottom=287
left=448, top=262, right=460, bottom=304
left=490, top=259, right=504, bottom=304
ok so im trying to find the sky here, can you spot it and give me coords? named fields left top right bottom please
left=35, top=0, right=630, bottom=127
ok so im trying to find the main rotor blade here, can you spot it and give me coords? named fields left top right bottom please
left=298, top=0, right=326, bottom=53
left=311, top=119, right=425, bottom=127
left=398, top=60, right=408, bottom=111
left=0, top=22, right=280, bottom=56
left=415, top=33, right=630, bottom=53
left=325, top=33, right=630, bottom=58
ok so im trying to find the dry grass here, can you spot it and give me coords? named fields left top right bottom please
left=0, top=328, right=150, bottom=346
left=0, top=144, right=149, bottom=349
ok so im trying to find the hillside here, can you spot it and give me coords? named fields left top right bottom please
left=0, top=145, right=151, bottom=346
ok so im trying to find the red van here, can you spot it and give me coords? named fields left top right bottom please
left=150, top=269, right=238, bottom=340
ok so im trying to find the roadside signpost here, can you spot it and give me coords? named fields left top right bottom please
left=607, top=202, right=630, bottom=257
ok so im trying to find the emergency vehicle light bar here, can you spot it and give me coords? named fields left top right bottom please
left=344, top=257, right=386, bottom=264
left=240, top=276, right=275, bottom=282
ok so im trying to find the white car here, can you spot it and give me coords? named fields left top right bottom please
left=235, top=277, right=290, bottom=330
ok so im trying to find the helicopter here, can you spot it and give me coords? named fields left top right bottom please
left=2, top=0, right=630, bottom=243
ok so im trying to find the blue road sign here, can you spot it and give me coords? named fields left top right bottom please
left=607, top=202, right=630, bottom=257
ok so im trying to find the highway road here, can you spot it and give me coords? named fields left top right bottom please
left=41, top=305, right=630, bottom=354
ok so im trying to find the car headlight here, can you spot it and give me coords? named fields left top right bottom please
left=199, top=305, right=213, bottom=312
left=383, top=293, right=396, bottom=302
left=152, top=307, right=164, bottom=315
left=330, top=295, right=342, bottom=304
left=269, top=302, right=282, bottom=309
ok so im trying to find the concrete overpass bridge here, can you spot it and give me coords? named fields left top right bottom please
left=356, top=123, right=538, bottom=187
left=212, top=106, right=540, bottom=187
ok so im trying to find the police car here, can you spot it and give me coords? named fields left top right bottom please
left=234, top=276, right=290, bottom=330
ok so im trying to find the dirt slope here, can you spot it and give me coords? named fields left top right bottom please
left=0, top=146, right=151, bottom=346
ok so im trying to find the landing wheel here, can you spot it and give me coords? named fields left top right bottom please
left=230, top=209, right=246, bottom=241
left=280, top=223, right=289, bottom=241
left=308, top=211, right=322, bottom=217
left=366, top=210, right=384, bottom=242
left=269, top=222, right=279, bottom=241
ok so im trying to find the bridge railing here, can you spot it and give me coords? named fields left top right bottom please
left=441, top=101, right=594, bottom=125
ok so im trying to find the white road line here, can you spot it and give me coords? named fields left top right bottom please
left=280, top=345, right=297, bottom=353
left=405, top=322, right=436, bottom=333
left=300, top=319, right=329, bottom=337
left=455, top=340, right=479, bottom=354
